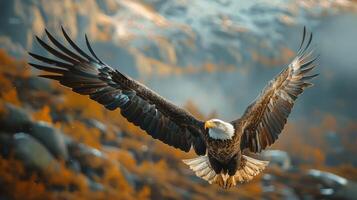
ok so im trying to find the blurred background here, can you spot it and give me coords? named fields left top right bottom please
left=0, top=0, right=357, bottom=199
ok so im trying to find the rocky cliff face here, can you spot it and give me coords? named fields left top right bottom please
left=1, top=0, right=357, bottom=120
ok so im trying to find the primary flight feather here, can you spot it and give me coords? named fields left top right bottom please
left=29, top=26, right=318, bottom=189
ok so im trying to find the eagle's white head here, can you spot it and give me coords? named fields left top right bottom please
left=204, top=119, right=235, bottom=140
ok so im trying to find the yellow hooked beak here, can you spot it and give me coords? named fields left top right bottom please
left=204, top=121, right=216, bottom=129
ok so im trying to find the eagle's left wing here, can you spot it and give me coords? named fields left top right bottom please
left=234, top=27, right=318, bottom=153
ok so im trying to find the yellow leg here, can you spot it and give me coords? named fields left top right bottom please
left=224, top=176, right=236, bottom=189
left=213, top=174, right=225, bottom=188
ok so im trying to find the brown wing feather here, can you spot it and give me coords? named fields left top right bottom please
left=236, top=27, right=318, bottom=153
left=29, top=27, right=206, bottom=155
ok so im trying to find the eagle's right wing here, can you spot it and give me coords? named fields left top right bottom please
left=235, top=27, right=318, bottom=153
left=29, top=27, right=206, bottom=155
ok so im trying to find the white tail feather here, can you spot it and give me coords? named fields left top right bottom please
left=183, top=155, right=218, bottom=183
left=183, top=155, right=269, bottom=187
left=234, top=155, right=269, bottom=183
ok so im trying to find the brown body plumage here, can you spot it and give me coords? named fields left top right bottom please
left=29, top=26, right=318, bottom=189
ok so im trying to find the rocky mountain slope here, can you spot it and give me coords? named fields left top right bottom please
left=1, top=0, right=357, bottom=119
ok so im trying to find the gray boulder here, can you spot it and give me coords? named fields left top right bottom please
left=67, top=143, right=105, bottom=178
left=28, top=121, right=68, bottom=160
left=67, top=159, right=81, bottom=173
left=0, top=132, right=13, bottom=157
left=261, top=150, right=291, bottom=170
left=84, top=119, right=107, bottom=133
left=307, top=169, right=357, bottom=200
left=12, top=132, right=58, bottom=172
left=119, top=162, right=137, bottom=188
left=87, top=179, right=104, bottom=192
left=27, top=76, right=53, bottom=92
left=307, top=169, right=348, bottom=187
left=0, top=103, right=32, bottom=132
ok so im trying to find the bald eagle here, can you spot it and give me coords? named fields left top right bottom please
left=29, top=27, right=317, bottom=189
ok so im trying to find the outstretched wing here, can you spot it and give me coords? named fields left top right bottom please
left=28, top=27, right=206, bottom=155
left=235, top=27, right=318, bottom=153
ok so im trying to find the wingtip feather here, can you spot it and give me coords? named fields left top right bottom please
left=39, top=74, right=63, bottom=81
